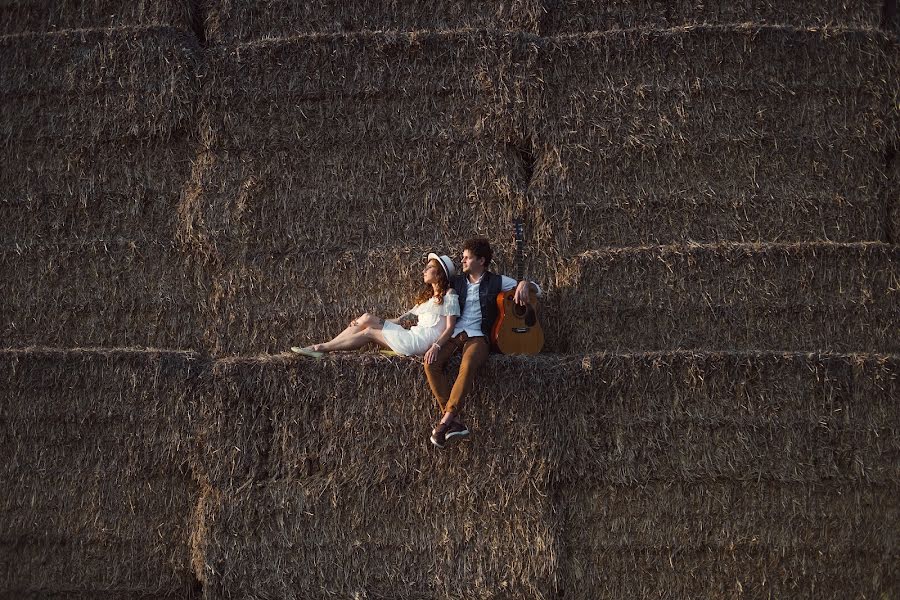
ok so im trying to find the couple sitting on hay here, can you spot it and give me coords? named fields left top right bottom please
left=292, top=238, right=541, bottom=448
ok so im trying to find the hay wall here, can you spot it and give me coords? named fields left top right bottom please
left=547, top=242, right=900, bottom=353
left=0, top=348, right=203, bottom=597
left=194, top=350, right=897, bottom=597
left=202, top=0, right=540, bottom=43
left=201, top=0, right=890, bottom=42
left=0, top=0, right=193, bottom=34
left=540, top=0, right=889, bottom=33
left=529, top=27, right=898, bottom=252
left=0, top=27, right=208, bottom=350
left=2, top=346, right=895, bottom=597
left=188, top=31, right=533, bottom=355
left=2, top=1, right=898, bottom=597
left=184, top=26, right=897, bottom=356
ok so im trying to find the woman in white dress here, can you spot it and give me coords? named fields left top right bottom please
left=292, top=253, right=459, bottom=361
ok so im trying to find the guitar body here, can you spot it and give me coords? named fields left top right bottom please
left=492, top=290, right=544, bottom=355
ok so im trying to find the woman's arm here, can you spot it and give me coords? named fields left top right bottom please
left=424, top=315, right=458, bottom=364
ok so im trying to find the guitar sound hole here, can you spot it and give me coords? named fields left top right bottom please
left=513, top=302, right=527, bottom=318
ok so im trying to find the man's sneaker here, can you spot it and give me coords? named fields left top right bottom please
left=444, top=420, right=470, bottom=441
left=430, top=422, right=449, bottom=448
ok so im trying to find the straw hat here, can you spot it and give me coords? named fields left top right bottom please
left=427, top=253, right=456, bottom=279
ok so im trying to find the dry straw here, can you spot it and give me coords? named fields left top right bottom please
left=0, top=26, right=206, bottom=350
left=528, top=26, right=898, bottom=251
left=1, top=344, right=895, bottom=596
left=540, top=0, right=888, bottom=34
left=0, top=26, right=201, bottom=142
left=0, top=347, right=204, bottom=596
left=0, top=0, right=193, bottom=34
left=548, top=241, right=900, bottom=353
left=203, top=0, right=542, bottom=43
left=201, top=0, right=888, bottom=42
left=190, top=349, right=897, bottom=597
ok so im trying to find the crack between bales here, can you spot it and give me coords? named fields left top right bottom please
left=188, top=0, right=209, bottom=48
left=882, top=0, right=899, bottom=30
left=882, top=143, right=898, bottom=244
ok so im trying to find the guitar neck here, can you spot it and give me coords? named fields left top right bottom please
left=513, top=220, right=526, bottom=282
left=516, top=242, right=524, bottom=281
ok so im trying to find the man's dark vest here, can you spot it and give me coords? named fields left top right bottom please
left=452, top=271, right=503, bottom=340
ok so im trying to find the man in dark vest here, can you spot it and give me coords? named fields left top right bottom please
left=425, top=237, right=541, bottom=448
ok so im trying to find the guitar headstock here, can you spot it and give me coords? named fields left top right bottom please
left=512, top=218, right=525, bottom=245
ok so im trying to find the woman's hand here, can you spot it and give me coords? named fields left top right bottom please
left=424, top=343, right=440, bottom=364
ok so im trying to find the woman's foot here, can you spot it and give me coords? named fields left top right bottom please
left=290, top=346, right=325, bottom=359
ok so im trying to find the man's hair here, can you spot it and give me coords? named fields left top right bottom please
left=463, top=237, right=492, bottom=267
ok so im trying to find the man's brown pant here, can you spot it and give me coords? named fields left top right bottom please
left=424, top=332, right=490, bottom=417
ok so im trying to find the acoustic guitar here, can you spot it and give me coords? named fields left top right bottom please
left=491, top=218, right=544, bottom=355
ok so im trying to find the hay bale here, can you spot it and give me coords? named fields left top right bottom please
left=0, top=0, right=193, bottom=34
left=0, top=239, right=208, bottom=349
left=0, top=26, right=201, bottom=143
left=203, top=0, right=541, bottom=43
left=0, top=348, right=205, bottom=596
left=0, top=140, right=195, bottom=243
left=201, top=31, right=528, bottom=149
left=201, top=242, right=547, bottom=356
left=192, top=350, right=897, bottom=597
left=0, top=26, right=207, bottom=350
left=200, top=241, right=898, bottom=356
left=529, top=27, right=897, bottom=248
left=548, top=241, right=900, bottom=353
left=888, top=143, right=900, bottom=243
left=186, top=143, right=519, bottom=257
left=541, top=0, right=887, bottom=33
left=195, top=352, right=562, bottom=597
left=554, top=350, right=898, bottom=598
left=191, top=31, right=541, bottom=355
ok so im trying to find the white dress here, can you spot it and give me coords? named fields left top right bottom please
left=382, top=291, right=461, bottom=356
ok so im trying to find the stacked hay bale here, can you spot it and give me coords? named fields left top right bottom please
left=554, top=350, right=899, bottom=597
left=187, top=350, right=898, bottom=597
left=529, top=26, right=896, bottom=249
left=0, top=348, right=205, bottom=597
left=188, top=30, right=537, bottom=355
left=0, top=7, right=207, bottom=598
left=540, top=0, right=887, bottom=32
left=548, top=242, right=899, bottom=352
left=193, top=353, right=560, bottom=597
left=203, top=0, right=540, bottom=41
left=0, top=0, right=192, bottom=33
left=0, top=25, right=206, bottom=349
left=1, top=0, right=897, bottom=598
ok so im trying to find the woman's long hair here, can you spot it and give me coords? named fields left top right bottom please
left=415, top=259, right=450, bottom=305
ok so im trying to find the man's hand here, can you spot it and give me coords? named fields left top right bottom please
left=513, top=280, right=532, bottom=306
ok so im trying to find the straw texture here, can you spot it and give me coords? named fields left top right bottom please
left=193, top=350, right=897, bottom=598
left=0, top=348, right=204, bottom=597
left=0, top=27, right=206, bottom=350
left=547, top=241, right=900, bottom=353
left=541, top=0, right=888, bottom=33
left=203, top=0, right=541, bottom=43
left=0, top=0, right=193, bottom=34
left=2, top=0, right=898, bottom=597
left=529, top=27, right=898, bottom=251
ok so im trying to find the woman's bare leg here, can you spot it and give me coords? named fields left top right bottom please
left=315, top=328, right=391, bottom=352
left=309, top=313, right=383, bottom=351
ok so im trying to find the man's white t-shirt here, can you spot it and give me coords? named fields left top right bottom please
left=453, top=274, right=542, bottom=338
